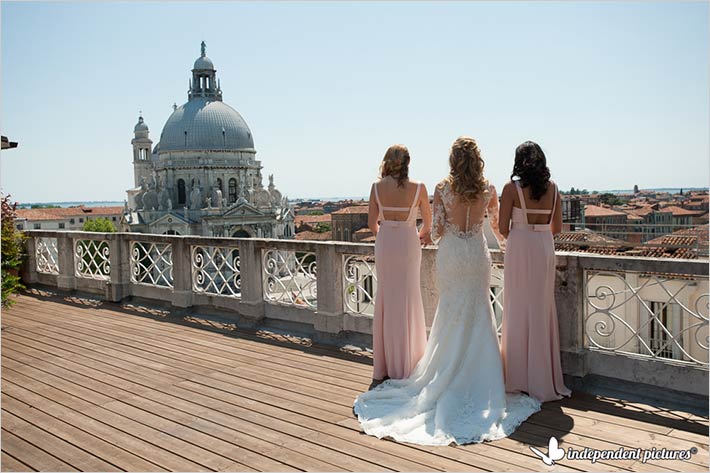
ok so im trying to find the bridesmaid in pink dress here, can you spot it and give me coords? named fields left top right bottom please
left=368, top=144, right=432, bottom=387
left=498, top=141, right=571, bottom=402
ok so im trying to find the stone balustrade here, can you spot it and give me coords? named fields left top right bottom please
left=22, top=230, right=708, bottom=400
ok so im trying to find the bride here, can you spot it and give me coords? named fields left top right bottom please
left=353, top=136, right=540, bottom=446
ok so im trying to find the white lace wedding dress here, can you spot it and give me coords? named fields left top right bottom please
left=353, top=179, right=541, bottom=446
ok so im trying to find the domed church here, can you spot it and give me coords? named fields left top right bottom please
left=124, top=42, right=294, bottom=238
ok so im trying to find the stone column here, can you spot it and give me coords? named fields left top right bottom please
left=56, top=233, right=76, bottom=292
left=171, top=237, right=193, bottom=308
left=314, top=244, right=344, bottom=333
left=238, top=238, right=265, bottom=321
left=556, top=253, right=587, bottom=378
left=21, top=235, right=38, bottom=285
left=106, top=234, right=131, bottom=302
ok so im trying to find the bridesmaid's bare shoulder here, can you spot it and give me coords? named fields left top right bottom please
left=501, top=181, right=517, bottom=196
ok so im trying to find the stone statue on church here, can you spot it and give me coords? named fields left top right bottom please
left=135, top=177, right=148, bottom=210
left=213, top=187, right=223, bottom=209
left=190, top=182, right=203, bottom=209
left=157, top=175, right=170, bottom=210
left=143, top=176, right=159, bottom=211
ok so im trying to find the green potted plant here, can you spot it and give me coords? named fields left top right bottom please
left=1, top=194, right=27, bottom=307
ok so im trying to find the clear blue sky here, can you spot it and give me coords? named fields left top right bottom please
left=2, top=1, right=708, bottom=203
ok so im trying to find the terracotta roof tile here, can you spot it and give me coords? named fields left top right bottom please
left=332, top=205, right=369, bottom=215
left=584, top=205, right=626, bottom=217
left=294, top=230, right=333, bottom=241
left=16, top=206, right=123, bottom=221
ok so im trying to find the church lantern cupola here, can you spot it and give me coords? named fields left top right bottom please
left=188, top=41, right=222, bottom=101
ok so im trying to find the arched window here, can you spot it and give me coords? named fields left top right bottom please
left=228, top=178, right=237, bottom=203
left=177, top=179, right=186, bottom=205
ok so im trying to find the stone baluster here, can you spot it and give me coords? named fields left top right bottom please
left=237, top=238, right=265, bottom=322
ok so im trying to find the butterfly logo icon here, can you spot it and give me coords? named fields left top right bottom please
left=530, top=436, right=565, bottom=466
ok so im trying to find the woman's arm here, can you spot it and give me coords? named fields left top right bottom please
left=431, top=185, right=445, bottom=244
left=418, top=183, right=433, bottom=245
left=368, top=184, right=380, bottom=236
left=498, top=182, right=514, bottom=239
left=551, top=187, right=563, bottom=235
left=487, top=184, right=505, bottom=244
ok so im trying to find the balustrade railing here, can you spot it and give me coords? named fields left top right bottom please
left=20, top=230, right=709, bottom=397
left=585, top=269, right=708, bottom=365
left=262, top=249, right=317, bottom=307
left=130, top=241, right=173, bottom=288
left=192, top=245, right=240, bottom=297
left=74, top=238, right=110, bottom=280
left=343, top=254, right=377, bottom=316
left=35, top=237, right=59, bottom=275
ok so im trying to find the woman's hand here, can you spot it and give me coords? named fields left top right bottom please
left=419, top=229, right=433, bottom=246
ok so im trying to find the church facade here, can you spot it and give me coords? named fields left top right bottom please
left=123, top=42, right=294, bottom=239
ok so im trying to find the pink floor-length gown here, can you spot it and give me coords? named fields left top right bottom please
left=502, top=181, right=571, bottom=402
left=372, top=182, right=427, bottom=380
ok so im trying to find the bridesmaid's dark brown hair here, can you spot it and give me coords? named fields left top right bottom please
left=511, top=141, right=551, bottom=201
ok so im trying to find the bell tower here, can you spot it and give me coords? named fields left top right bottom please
left=131, top=113, right=153, bottom=187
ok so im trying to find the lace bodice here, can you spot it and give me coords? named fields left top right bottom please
left=432, top=179, right=494, bottom=241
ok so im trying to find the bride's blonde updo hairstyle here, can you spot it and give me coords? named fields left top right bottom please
left=448, top=136, right=488, bottom=203
left=380, top=144, right=410, bottom=188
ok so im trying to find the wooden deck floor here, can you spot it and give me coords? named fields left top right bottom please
left=1, top=291, right=708, bottom=472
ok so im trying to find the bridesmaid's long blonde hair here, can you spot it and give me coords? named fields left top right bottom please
left=448, top=136, right=488, bottom=203
left=380, top=144, right=410, bottom=188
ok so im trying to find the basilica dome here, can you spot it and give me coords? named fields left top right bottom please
left=158, top=97, right=254, bottom=152
left=156, top=41, right=255, bottom=153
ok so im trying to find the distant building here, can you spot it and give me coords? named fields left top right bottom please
left=294, top=214, right=331, bottom=232
left=624, top=205, right=673, bottom=242
left=16, top=206, right=123, bottom=231
left=123, top=42, right=294, bottom=238
left=332, top=205, right=369, bottom=241
left=583, top=205, right=628, bottom=240
left=561, top=195, right=582, bottom=229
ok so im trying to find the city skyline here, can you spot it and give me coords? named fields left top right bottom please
left=2, top=1, right=709, bottom=203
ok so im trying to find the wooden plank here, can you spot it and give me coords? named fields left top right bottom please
left=1, top=382, right=210, bottom=472
left=0, top=451, right=35, bottom=472
left=4, top=305, right=370, bottom=393
left=0, top=430, right=75, bottom=472
left=7, top=301, right=372, bottom=379
left=5, top=296, right=707, bottom=473
left=2, top=398, right=165, bottom=472
left=12, top=298, right=372, bottom=376
left=2, top=338, right=414, bottom=471
left=0, top=314, right=672, bottom=472
left=552, top=394, right=708, bottom=436
left=6, top=312, right=371, bottom=405
left=2, top=361, right=301, bottom=472
left=3, top=368, right=251, bottom=472
left=4, top=330, right=493, bottom=471
left=1, top=410, right=120, bottom=471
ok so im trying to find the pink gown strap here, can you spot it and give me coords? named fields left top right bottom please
left=514, top=181, right=528, bottom=223
left=407, top=183, right=422, bottom=221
